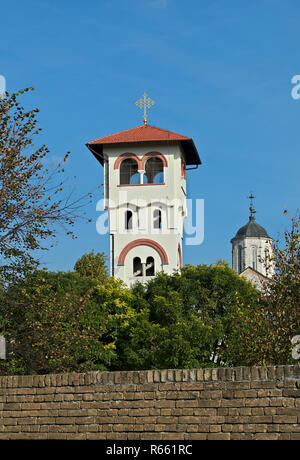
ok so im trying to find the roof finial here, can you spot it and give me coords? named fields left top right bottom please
left=135, top=92, right=155, bottom=125
left=248, top=192, right=256, bottom=220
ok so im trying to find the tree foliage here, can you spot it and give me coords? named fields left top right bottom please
left=0, top=261, right=260, bottom=375
left=74, top=250, right=108, bottom=283
left=126, top=262, right=260, bottom=369
left=1, top=213, right=298, bottom=375
left=0, top=272, right=134, bottom=374
left=0, top=88, right=92, bottom=282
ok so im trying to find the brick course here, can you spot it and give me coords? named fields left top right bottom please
left=0, top=366, right=299, bottom=440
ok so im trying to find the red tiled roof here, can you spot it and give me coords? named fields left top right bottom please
left=86, top=124, right=201, bottom=166
left=88, top=124, right=191, bottom=145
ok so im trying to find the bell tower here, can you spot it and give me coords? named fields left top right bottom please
left=231, top=195, right=274, bottom=278
left=87, top=99, right=201, bottom=286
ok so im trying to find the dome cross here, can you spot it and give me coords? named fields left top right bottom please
left=248, top=193, right=256, bottom=220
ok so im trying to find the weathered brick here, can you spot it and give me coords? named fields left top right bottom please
left=189, top=369, right=196, bottom=382
left=146, top=371, right=153, bottom=383
left=153, top=371, right=161, bottom=383
left=276, top=407, right=299, bottom=416
left=182, top=369, right=189, bottom=382
left=272, top=415, right=298, bottom=424
left=160, top=370, right=167, bottom=383
left=156, top=416, right=178, bottom=424
left=254, top=433, right=279, bottom=440
left=196, top=369, right=204, bottom=381
left=175, top=370, right=182, bottom=382
left=207, top=432, right=230, bottom=440
left=186, top=433, right=207, bottom=440
left=245, top=398, right=270, bottom=407
left=209, top=425, right=221, bottom=432
left=1, top=365, right=300, bottom=440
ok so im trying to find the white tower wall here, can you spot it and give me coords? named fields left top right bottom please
left=103, top=142, right=187, bottom=286
left=232, top=236, right=274, bottom=277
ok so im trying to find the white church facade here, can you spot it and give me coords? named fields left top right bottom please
left=87, top=123, right=201, bottom=287
left=231, top=196, right=274, bottom=289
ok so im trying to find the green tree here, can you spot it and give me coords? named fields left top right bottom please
left=74, top=251, right=109, bottom=283
left=121, top=262, right=260, bottom=370
left=0, top=272, right=135, bottom=375
left=0, top=88, right=92, bottom=282
left=0, top=261, right=261, bottom=375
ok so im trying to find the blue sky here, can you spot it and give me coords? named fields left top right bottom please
left=1, top=0, right=299, bottom=272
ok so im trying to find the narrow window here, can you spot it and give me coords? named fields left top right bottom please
left=133, top=257, right=142, bottom=277
left=125, top=210, right=133, bottom=230
left=178, top=244, right=182, bottom=268
left=238, top=246, right=243, bottom=273
left=252, top=247, right=257, bottom=270
left=181, top=159, right=186, bottom=179
left=153, top=209, right=162, bottom=229
left=145, top=256, right=155, bottom=276
left=144, top=157, right=164, bottom=184
left=120, top=158, right=139, bottom=185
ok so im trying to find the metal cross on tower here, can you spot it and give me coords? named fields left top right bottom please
left=135, top=93, right=155, bottom=125
left=248, top=192, right=256, bottom=219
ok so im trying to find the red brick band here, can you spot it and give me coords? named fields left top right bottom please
left=140, top=152, right=168, bottom=169
left=118, top=238, right=169, bottom=265
left=114, top=153, right=142, bottom=170
left=114, top=152, right=168, bottom=170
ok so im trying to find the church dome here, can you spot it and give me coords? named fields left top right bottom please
left=231, top=216, right=270, bottom=241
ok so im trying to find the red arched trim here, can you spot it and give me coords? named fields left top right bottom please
left=114, top=153, right=142, bottom=170
left=141, top=152, right=168, bottom=170
left=118, top=239, right=169, bottom=265
left=178, top=243, right=183, bottom=268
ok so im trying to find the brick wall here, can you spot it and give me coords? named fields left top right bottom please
left=0, top=366, right=299, bottom=440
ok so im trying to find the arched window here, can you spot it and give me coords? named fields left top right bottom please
left=125, top=210, right=133, bottom=230
left=145, top=256, right=155, bottom=276
left=133, top=257, right=142, bottom=277
left=238, top=245, right=243, bottom=273
left=144, top=157, right=164, bottom=184
left=153, top=209, right=162, bottom=229
left=120, top=158, right=139, bottom=185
